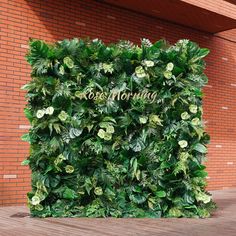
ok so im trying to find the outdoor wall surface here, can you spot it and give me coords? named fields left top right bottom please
left=0, top=0, right=236, bottom=206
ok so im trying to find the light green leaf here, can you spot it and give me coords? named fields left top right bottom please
left=21, top=133, right=30, bottom=142
left=193, top=143, right=207, bottom=153
left=156, top=191, right=166, bottom=198
left=21, top=159, right=30, bottom=166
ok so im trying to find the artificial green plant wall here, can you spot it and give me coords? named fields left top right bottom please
left=22, top=38, right=215, bottom=218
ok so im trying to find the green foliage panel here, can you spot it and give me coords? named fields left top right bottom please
left=22, top=38, right=216, bottom=218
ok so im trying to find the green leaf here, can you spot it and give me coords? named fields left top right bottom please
left=21, top=84, right=31, bottom=90
left=24, top=108, right=33, bottom=122
left=156, top=191, right=166, bottom=198
left=194, top=170, right=208, bottom=178
left=21, top=159, right=30, bottom=166
left=193, top=143, right=207, bottom=153
left=129, top=194, right=147, bottom=204
left=63, top=188, right=77, bottom=199
left=192, top=48, right=210, bottom=62
left=69, top=128, right=83, bottom=138
left=21, top=133, right=30, bottom=142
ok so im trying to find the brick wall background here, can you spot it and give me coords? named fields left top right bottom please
left=0, top=0, right=236, bottom=206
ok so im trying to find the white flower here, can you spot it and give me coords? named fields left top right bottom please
left=106, top=125, right=115, bottom=134
left=94, top=187, right=103, bottom=196
left=195, top=192, right=211, bottom=204
left=181, top=112, right=190, bottom=120
left=166, top=62, right=174, bottom=71
left=135, top=66, right=146, bottom=78
left=143, top=60, right=154, bottom=67
left=178, top=140, right=188, bottom=148
left=163, top=71, right=172, bottom=79
left=98, top=129, right=105, bottom=139
left=36, top=109, right=45, bottom=119
left=139, top=116, right=148, bottom=124
left=45, top=106, right=54, bottom=115
left=189, top=104, right=198, bottom=114
left=58, top=111, right=69, bottom=122
left=59, top=65, right=65, bottom=75
left=97, top=129, right=112, bottom=140
left=65, top=165, right=74, bottom=174
left=191, top=117, right=200, bottom=126
left=31, top=196, right=40, bottom=205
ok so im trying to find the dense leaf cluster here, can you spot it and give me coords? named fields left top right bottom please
left=23, top=38, right=215, bottom=217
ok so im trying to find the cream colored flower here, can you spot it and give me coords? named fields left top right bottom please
left=98, top=129, right=112, bottom=141
left=106, top=125, right=115, bottom=134
left=139, top=116, right=148, bottom=124
left=65, top=165, right=74, bottom=174
left=59, top=65, right=65, bottom=75
left=189, top=104, right=198, bottom=114
left=36, top=109, right=45, bottom=119
left=191, top=117, right=200, bottom=126
left=94, top=187, right=103, bottom=196
left=163, top=71, right=172, bottom=79
left=58, top=111, right=69, bottom=122
left=178, top=140, right=188, bottom=148
left=98, top=129, right=106, bottom=139
left=143, top=60, right=154, bottom=67
left=166, top=62, right=174, bottom=71
left=45, top=106, right=54, bottom=115
left=31, top=195, right=40, bottom=205
left=181, top=112, right=190, bottom=120
left=195, top=192, right=211, bottom=203
left=135, top=66, right=146, bottom=78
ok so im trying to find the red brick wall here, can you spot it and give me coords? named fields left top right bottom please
left=182, top=0, right=236, bottom=19
left=0, top=0, right=236, bottom=206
